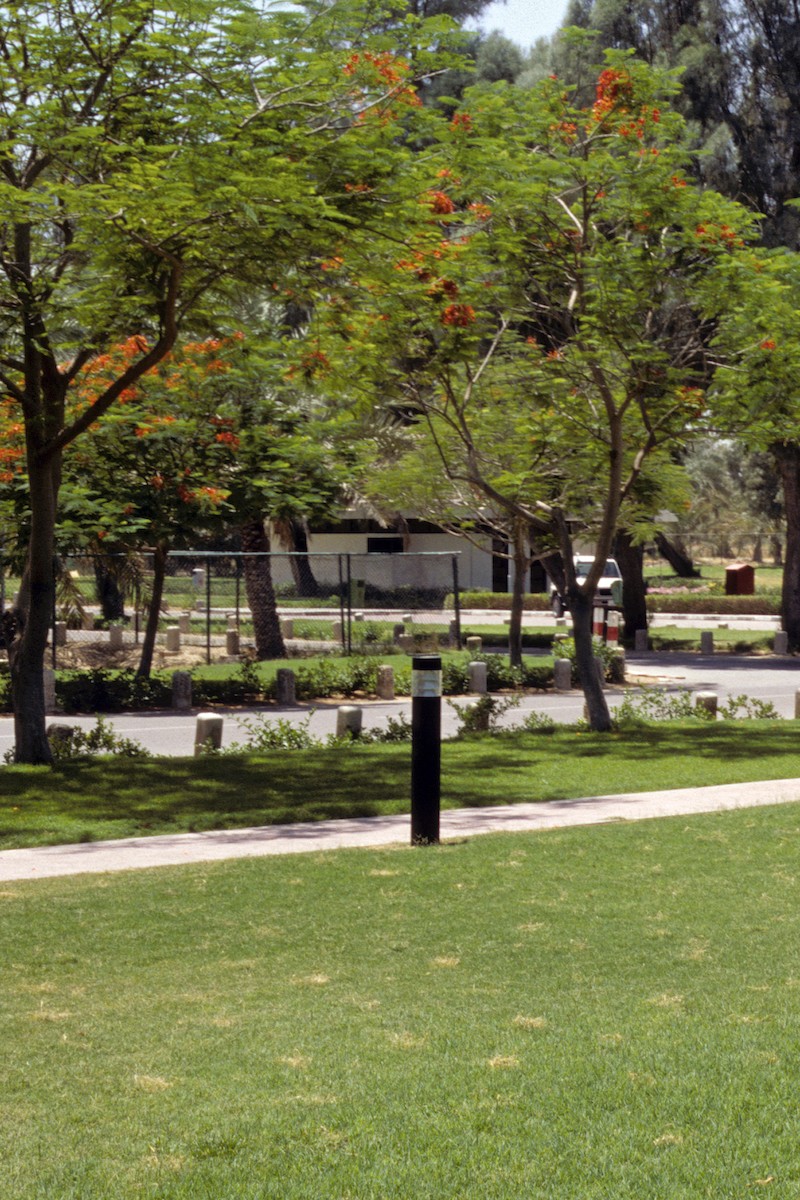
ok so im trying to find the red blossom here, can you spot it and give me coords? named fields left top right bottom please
left=426, top=191, right=456, bottom=215
left=760, top=339, right=777, bottom=350
left=440, top=303, right=475, bottom=327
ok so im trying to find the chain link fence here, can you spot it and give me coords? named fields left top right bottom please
left=1, top=550, right=462, bottom=666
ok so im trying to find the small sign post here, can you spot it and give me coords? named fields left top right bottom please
left=411, top=654, right=442, bottom=845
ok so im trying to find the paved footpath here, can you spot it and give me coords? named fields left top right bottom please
left=2, top=777, right=800, bottom=883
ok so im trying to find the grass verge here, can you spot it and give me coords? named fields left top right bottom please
left=1, top=721, right=799, bottom=850
left=2, top=804, right=800, bottom=1197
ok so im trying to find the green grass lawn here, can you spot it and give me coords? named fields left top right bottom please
left=3, top=803, right=800, bottom=1198
left=2, top=722, right=799, bottom=850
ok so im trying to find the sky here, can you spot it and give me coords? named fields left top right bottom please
left=467, top=0, right=570, bottom=47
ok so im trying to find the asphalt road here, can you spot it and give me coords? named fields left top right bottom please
left=2, top=650, right=798, bottom=758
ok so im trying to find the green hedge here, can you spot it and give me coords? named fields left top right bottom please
left=645, top=594, right=780, bottom=614
left=451, top=591, right=552, bottom=611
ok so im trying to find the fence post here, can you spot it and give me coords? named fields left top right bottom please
left=451, top=554, right=462, bottom=649
left=205, top=555, right=212, bottom=665
left=345, top=553, right=352, bottom=656
left=337, top=555, right=346, bottom=652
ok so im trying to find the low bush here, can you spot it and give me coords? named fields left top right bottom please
left=447, top=591, right=551, bottom=611
left=646, top=593, right=780, bottom=614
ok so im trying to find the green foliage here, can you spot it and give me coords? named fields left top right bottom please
left=448, top=692, right=520, bottom=734
left=614, top=686, right=780, bottom=727
left=45, top=717, right=151, bottom=761
left=553, top=637, right=625, bottom=684
left=56, top=668, right=172, bottom=713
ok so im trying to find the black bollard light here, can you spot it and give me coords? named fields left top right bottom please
left=411, top=654, right=442, bottom=845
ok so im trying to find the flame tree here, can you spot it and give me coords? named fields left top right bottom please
left=0, top=0, right=452, bottom=762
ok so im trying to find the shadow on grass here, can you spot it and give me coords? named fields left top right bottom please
left=2, top=723, right=799, bottom=848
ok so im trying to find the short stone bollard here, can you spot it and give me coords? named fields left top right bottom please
left=464, top=698, right=490, bottom=732
left=354, top=611, right=364, bottom=622
left=634, top=628, right=649, bottom=652
left=774, top=631, right=789, bottom=655
left=165, top=625, right=181, bottom=652
left=376, top=665, right=395, bottom=701
left=280, top=617, right=294, bottom=639
left=108, top=625, right=124, bottom=650
left=227, top=613, right=237, bottom=630
left=46, top=722, right=75, bottom=747
left=276, top=668, right=296, bottom=706
left=225, top=629, right=240, bottom=656
left=553, top=658, right=572, bottom=691
left=43, top=668, right=56, bottom=714
left=336, top=705, right=363, bottom=739
left=468, top=660, right=488, bottom=694
left=194, top=711, right=223, bottom=756
left=179, top=612, right=191, bottom=635
left=465, top=635, right=482, bottom=655
left=695, top=690, right=718, bottom=718
left=402, top=613, right=412, bottom=626
left=54, top=621, right=67, bottom=647
left=332, top=620, right=344, bottom=643
left=393, top=623, right=406, bottom=644
left=172, top=670, right=192, bottom=711
left=448, top=620, right=460, bottom=648
left=700, top=631, right=714, bottom=654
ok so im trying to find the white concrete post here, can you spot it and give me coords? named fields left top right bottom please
left=276, top=668, right=296, bottom=705
left=465, top=635, right=482, bottom=655
left=553, top=658, right=572, bottom=691
left=468, top=661, right=488, bottom=694
left=225, top=630, right=240, bottom=656
left=172, top=671, right=192, bottom=711
left=108, top=625, right=124, bottom=650
left=194, top=712, right=223, bottom=755
left=700, top=631, right=714, bottom=654
left=280, top=617, right=294, bottom=639
left=165, top=625, right=180, bottom=652
left=695, top=691, right=718, bottom=717
left=336, top=705, right=363, bottom=739
left=376, top=665, right=395, bottom=700
left=774, top=631, right=789, bottom=655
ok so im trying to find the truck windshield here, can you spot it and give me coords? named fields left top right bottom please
left=575, top=560, right=620, bottom=579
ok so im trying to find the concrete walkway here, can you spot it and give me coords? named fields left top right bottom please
left=2, top=777, right=800, bottom=883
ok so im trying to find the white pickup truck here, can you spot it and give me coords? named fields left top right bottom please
left=550, top=555, right=622, bottom=617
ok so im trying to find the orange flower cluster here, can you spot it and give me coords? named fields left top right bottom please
left=426, top=191, right=456, bottom=216
left=441, top=303, right=475, bottom=327
left=468, top=202, right=492, bottom=221
left=591, top=68, right=633, bottom=122
left=695, top=222, right=742, bottom=249
left=343, top=50, right=409, bottom=87
left=450, top=112, right=472, bottom=132
left=760, top=339, right=777, bottom=350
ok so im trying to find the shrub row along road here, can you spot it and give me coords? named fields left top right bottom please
left=1, top=653, right=798, bottom=758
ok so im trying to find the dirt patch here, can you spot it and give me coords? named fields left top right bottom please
left=51, top=641, right=216, bottom=672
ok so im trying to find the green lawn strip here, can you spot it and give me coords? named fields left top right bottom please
left=1, top=722, right=799, bottom=850
left=3, top=805, right=800, bottom=1197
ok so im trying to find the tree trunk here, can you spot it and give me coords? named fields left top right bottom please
left=569, top=588, right=612, bottom=732
left=240, top=517, right=285, bottom=659
left=654, top=530, right=700, bottom=577
left=8, top=455, right=59, bottom=764
left=773, top=442, right=800, bottom=651
left=771, top=534, right=784, bottom=566
left=136, top=543, right=168, bottom=678
left=508, top=524, right=527, bottom=668
left=614, top=530, right=647, bottom=644
left=286, top=519, right=320, bottom=598
left=94, top=555, right=126, bottom=622
left=752, top=534, right=763, bottom=564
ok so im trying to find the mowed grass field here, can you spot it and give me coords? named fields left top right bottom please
left=3, top=803, right=800, bottom=1198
